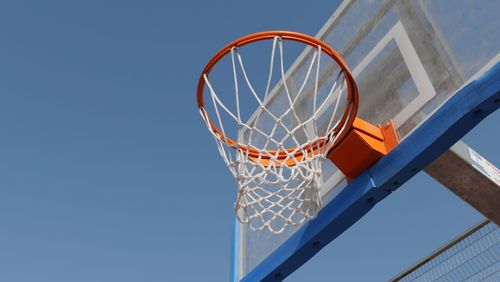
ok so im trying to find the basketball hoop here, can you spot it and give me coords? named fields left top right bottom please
left=197, top=31, right=398, bottom=233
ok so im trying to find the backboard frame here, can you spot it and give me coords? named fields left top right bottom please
left=235, top=62, right=500, bottom=281
left=228, top=0, right=500, bottom=280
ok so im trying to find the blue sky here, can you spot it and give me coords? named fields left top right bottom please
left=0, top=1, right=498, bottom=281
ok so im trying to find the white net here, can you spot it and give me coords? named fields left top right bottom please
left=199, top=37, right=349, bottom=233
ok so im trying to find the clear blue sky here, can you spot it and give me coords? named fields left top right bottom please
left=0, top=1, right=497, bottom=281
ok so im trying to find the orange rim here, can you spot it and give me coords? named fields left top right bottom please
left=197, top=31, right=358, bottom=163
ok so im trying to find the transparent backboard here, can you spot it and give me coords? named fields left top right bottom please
left=236, top=0, right=500, bottom=279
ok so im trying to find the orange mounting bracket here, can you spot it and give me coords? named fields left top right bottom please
left=327, top=117, right=400, bottom=181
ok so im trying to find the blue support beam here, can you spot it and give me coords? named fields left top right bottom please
left=238, top=63, right=500, bottom=281
left=231, top=218, right=241, bottom=282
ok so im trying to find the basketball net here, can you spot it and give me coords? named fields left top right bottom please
left=199, top=35, right=352, bottom=234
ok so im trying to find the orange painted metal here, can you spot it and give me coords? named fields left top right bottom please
left=197, top=31, right=358, bottom=165
left=380, top=120, right=399, bottom=152
left=352, top=118, right=384, bottom=141
left=198, top=31, right=400, bottom=177
left=327, top=117, right=400, bottom=180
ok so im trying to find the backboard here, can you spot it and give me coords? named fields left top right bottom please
left=234, top=0, right=500, bottom=280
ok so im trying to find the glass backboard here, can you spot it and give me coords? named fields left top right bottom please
left=235, top=0, right=500, bottom=280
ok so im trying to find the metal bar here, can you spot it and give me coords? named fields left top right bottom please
left=425, top=141, right=500, bottom=225
left=231, top=218, right=241, bottom=281
left=389, top=219, right=492, bottom=281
